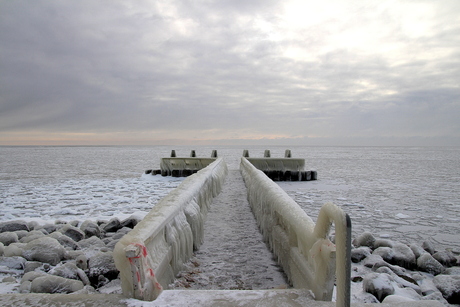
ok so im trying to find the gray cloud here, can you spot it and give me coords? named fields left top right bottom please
left=1, top=0, right=459, bottom=145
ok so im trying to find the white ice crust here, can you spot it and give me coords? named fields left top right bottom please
left=113, top=158, right=228, bottom=301
left=240, top=157, right=350, bottom=305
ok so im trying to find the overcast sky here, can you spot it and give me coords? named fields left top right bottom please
left=1, top=0, right=459, bottom=146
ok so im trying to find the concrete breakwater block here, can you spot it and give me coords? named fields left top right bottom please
left=263, top=170, right=317, bottom=181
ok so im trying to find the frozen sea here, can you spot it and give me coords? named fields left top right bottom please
left=1, top=145, right=459, bottom=253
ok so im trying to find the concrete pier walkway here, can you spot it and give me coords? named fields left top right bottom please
left=171, top=169, right=289, bottom=290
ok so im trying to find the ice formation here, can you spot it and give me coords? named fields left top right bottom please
left=240, top=157, right=351, bottom=306
left=113, top=158, right=228, bottom=300
left=159, top=158, right=217, bottom=176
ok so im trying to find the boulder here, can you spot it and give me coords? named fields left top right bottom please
left=21, top=271, right=49, bottom=284
left=363, top=272, right=395, bottom=302
left=353, top=232, right=376, bottom=248
left=120, top=216, right=139, bottom=229
left=103, top=218, right=122, bottom=233
left=24, top=261, right=44, bottom=273
left=433, top=274, right=460, bottom=304
left=59, top=224, right=85, bottom=242
left=409, top=243, right=426, bottom=258
left=3, top=243, right=24, bottom=257
left=19, top=230, right=46, bottom=243
left=50, top=262, right=80, bottom=280
left=80, top=220, right=101, bottom=238
left=30, top=275, right=84, bottom=294
left=0, top=256, right=26, bottom=270
left=417, top=253, right=445, bottom=276
left=433, top=250, right=457, bottom=267
left=374, top=239, right=394, bottom=249
left=392, top=243, right=416, bottom=269
left=0, top=220, right=29, bottom=232
left=351, top=246, right=371, bottom=263
left=47, top=232, right=80, bottom=250
left=373, top=247, right=394, bottom=263
left=88, top=251, right=119, bottom=283
left=22, top=237, right=66, bottom=266
left=0, top=232, right=19, bottom=246
left=422, top=240, right=436, bottom=255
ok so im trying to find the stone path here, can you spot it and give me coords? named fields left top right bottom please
left=171, top=169, right=289, bottom=290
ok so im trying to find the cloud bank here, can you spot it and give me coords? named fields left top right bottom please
left=1, top=0, right=459, bottom=145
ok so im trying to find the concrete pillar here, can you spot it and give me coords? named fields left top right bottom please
left=264, top=150, right=271, bottom=157
left=170, top=150, right=176, bottom=157
left=285, top=149, right=292, bottom=158
left=243, top=150, right=249, bottom=157
left=190, top=150, right=196, bottom=157
left=211, top=150, right=218, bottom=158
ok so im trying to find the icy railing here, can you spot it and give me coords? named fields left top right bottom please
left=240, top=157, right=351, bottom=307
left=113, top=158, right=228, bottom=301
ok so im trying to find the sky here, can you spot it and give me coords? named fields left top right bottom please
left=0, top=0, right=459, bottom=146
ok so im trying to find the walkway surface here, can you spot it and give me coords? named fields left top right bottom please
left=170, top=169, right=289, bottom=290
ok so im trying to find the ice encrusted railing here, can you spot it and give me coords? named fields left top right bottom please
left=240, top=157, right=351, bottom=307
left=113, top=158, right=228, bottom=301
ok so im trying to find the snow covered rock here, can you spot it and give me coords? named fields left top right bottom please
left=21, top=271, right=49, bottom=284
left=0, top=220, right=30, bottom=232
left=373, top=247, right=394, bottom=263
left=0, top=232, right=19, bottom=246
left=22, top=237, right=66, bottom=265
left=3, top=243, right=24, bottom=257
left=433, top=250, right=457, bottom=267
left=417, top=253, right=445, bottom=275
left=120, top=216, right=139, bottom=229
left=392, top=243, right=416, bottom=269
left=422, top=240, right=436, bottom=255
left=76, top=254, right=88, bottom=270
left=24, top=261, right=43, bottom=273
left=374, top=239, right=394, bottom=249
left=353, top=232, right=376, bottom=248
left=0, top=255, right=26, bottom=270
left=30, top=275, right=84, bottom=294
left=88, top=251, right=119, bottom=283
left=433, top=274, right=460, bottom=304
left=80, top=220, right=102, bottom=238
left=50, top=262, right=80, bottom=280
left=351, top=246, right=371, bottom=263
left=19, top=230, right=46, bottom=243
left=102, top=217, right=122, bottom=233
left=382, top=294, right=416, bottom=303
left=410, top=243, right=426, bottom=258
left=0, top=242, right=4, bottom=256
left=59, top=224, right=85, bottom=242
left=47, top=232, right=80, bottom=250
left=363, top=272, right=395, bottom=302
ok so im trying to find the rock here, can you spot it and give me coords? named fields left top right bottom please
left=433, top=274, right=460, bottom=304
left=50, top=262, right=80, bottom=280
left=19, top=230, right=46, bottom=243
left=417, top=253, right=445, bottom=275
left=363, top=272, right=395, bottom=302
left=19, top=280, right=31, bottom=293
left=374, top=239, right=394, bottom=249
left=14, top=230, right=29, bottom=240
left=27, top=221, right=40, bottom=231
left=3, top=243, right=24, bottom=257
left=422, top=240, right=436, bottom=255
left=433, top=250, right=456, bottom=267
left=59, top=224, right=85, bottom=242
left=78, top=236, right=106, bottom=250
left=103, top=218, right=122, bottom=233
left=80, top=220, right=101, bottom=238
left=0, top=232, right=19, bottom=246
left=30, top=275, right=84, bottom=294
left=120, top=216, right=139, bottom=229
left=22, top=237, right=66, bottom=266
left=374, top=266, right=421, bottom=295
left=0, top=256, right=26, bottom=270
left=48, top=232, right=80, bottom=250
left=353, top=232, right=376, bottom=248
left=0, top=220, right=30, bottom=232
left=421, top=291, right=450, bottom=305
left=410, top=243, right=426, bottom=258
left=392, top=243, right=416, bottom=269
left=351, top=246, right=372, bottom=263
left=88, top=251, right=119, bottom=283
left=76, top=254, right=88, bottom=270
left=21, top=271, right=49, bottom=283
left=382, top=294, right=416, bottom=303
left=24, top=261, right=43, bottom=273
left=445, top=267, right=460, bottom=275
left=373, top=247, right=394, bottom=263
left=39, top=224, right=58, bottom=234
left=72, top=285, right=97, bottom=294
